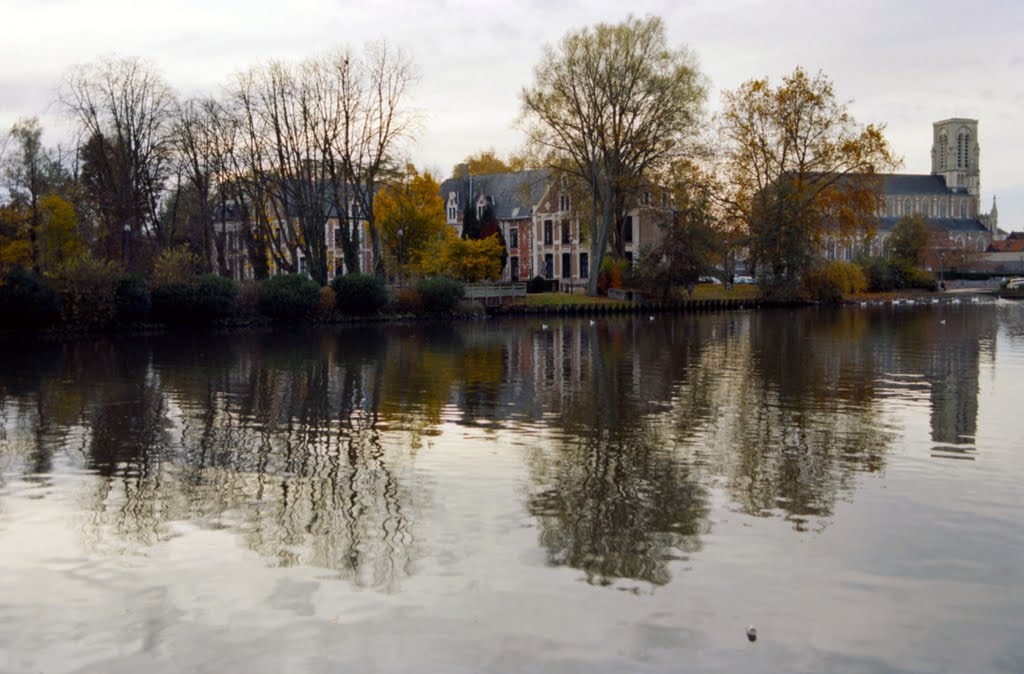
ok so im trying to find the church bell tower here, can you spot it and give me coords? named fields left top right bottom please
left=931, top=118, right=980, bottom=197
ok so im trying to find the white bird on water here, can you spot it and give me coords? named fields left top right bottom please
left=589, top=319, right=596, bottom=326
left=649, top=315, right=655, bottom=321
left=541, top=324, right=549, bottom=330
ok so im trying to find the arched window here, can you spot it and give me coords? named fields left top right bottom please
left=955, top=236, right=965, bottom=248
left=938, top=201, right=947, bottom=218
left=957, top=127, right=970, bottom=169
left=977, top=238, right=987, bottom=252
left=938, top=130, right=949, bottom=170
left=922, top=200, right=930, bottom=217
left=960, top=200, right=967, bottom=218
left=904, top=198, right=912, bottom=214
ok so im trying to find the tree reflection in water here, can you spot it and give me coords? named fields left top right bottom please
left=0, top=304, right=1000, bottom=589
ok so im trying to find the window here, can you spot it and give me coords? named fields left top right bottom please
left=960, top=201, right=967, bottom=218
left=827, top=242, right=835, bottom=261
left=559, top=194, right=570, bottom=212
left=298, top=256, right=307, bottom=274
left=335, top=257, right=345, bottom=277
left=625, top=251, right=633, bottom=265
left=939, top=201, right=947, bottom=218
left=544, top=253, right=554, bottom=279
left=477, top=203, right=484, bottom=219
left=509, top=227, right=518, bottom=249
left=350, top=201, right=360, bottom=219
left=561, top=221, right=570, bottom=245
left=642, top=191, right=651, bottom=206
left=543, top=220, right=553, bottom=245
left=447, top=206, right=457, bottom=221
left=624, top=216, right=633, bottom=243
left=510, top=256, right=519, bottom=281
left=957, top=127, right=970, bottom=169
left=903, top=198, right=911, bottom=215
left=844, top=246, right=852, bottom=261
left=334, top=227, right=343, bottom=246
left=579, top=252, right=589, bottom=279
left=561, top=252, right=571, bottom=278
left=938, top=130, right=948, bottom=170
left=922, top=200, right=930, bottom=217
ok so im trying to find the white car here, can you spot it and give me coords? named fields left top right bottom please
left=698, top=276, right=722, bottom=284
left=733, top=275, right=756, bottom=285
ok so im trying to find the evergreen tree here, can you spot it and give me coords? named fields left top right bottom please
left=461, top=197, right=481, bottom=240
left=477, top=202, right=508, bottom=273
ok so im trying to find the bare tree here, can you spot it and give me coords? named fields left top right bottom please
left=60, top=56, right=177, bottom=267
left=520, top=15, right=706, bottom=295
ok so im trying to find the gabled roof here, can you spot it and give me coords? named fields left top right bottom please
left=439, top=169, right=552, bottom=221
left=877, top=216, right=989, bottom=233
left=879, top=174, right=956, bottom=196
left=987, top=237, right=1024, bottom=252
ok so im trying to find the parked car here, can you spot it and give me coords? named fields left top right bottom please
left=733, top=275, right=756, bottom=285
left=698, top=275, right=722, bottom=284
left=1002, top=277, right=1024, bottom=289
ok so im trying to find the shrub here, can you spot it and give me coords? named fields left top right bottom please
left=151, top=274, right=237, bottom=325
left=258, top=273, right=321, bottom=321
left=0, top=267, right=60, bottom=330
left=114, top=274, right=151, bottom=324
left=861, top=258, right=901, bottom=292
left=54, top=258, right=120, bottom=328
left=332, top=273, right=388, bottom=316
left=391, top=286, right=423, bottom=313
left=527, top=275, right=548, bottom=294
left=235, top=280, right=261, bottom=316
left=195, top=274, right=238, bottom=320
left=316, top=286, right=336, bottom=315
left=152, top=247, right=198, bottom=286
left=455, top=299, right=485, bottom=317
left=597, top=256, right=628, bottom=295
left=901, top=266, right=938, bottom=291
left=151, top=283, right=197, bottom=324
left=416, top=276, right=465, bottom=313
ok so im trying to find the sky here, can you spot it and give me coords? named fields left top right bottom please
left=2, top=0, right=1022, bottom=230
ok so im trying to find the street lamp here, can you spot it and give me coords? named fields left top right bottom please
left=122, top=223, right=131, bottom=270
left=939, top=250, right=946, bottom=290
left=569, top=236, right=577, bottom=294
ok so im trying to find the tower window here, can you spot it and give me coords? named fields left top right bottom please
left=957, top=127, right=970, bottom=169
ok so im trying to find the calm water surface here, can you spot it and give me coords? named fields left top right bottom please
left=1, top=303, right=1022, bottom=673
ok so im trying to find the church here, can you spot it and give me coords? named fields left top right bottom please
left=871, top=118, right=999, bottom=254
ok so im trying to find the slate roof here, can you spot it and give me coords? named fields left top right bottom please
left=878, top=173, right=956, bottom=196
left=877, top=216, right=989, bottom=233
left=439, top=169, right=553, bottom=221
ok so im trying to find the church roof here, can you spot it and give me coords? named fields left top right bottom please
left=439, top=169, right=552, bottom=221
left=879, top=174, right=954, bottom=196
left=877, top=216, right=989, bottom=233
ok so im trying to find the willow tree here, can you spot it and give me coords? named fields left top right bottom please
left=718, top=67, right=898, bottom=295
left=520, top=15, right=706, bottom=295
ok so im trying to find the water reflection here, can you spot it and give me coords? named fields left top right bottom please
left=0, top=303, right=1002, bottom=588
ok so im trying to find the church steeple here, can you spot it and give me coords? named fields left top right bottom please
left=932, top=118, right=980, bottom=198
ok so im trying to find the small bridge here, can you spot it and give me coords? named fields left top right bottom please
left=463, top=282, right=528, bottom=306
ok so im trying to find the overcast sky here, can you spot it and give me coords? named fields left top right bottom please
left=3, top=0, right=1022, bottom=229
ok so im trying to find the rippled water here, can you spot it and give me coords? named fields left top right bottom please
left=1, top=302, right=1022, bottom=673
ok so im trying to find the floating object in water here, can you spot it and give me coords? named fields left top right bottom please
left=541, top=324, right=549, bottom=330
left=940, top=319, right=946, bottom=325
left=649, top=315, right=655, bottom=321
left=747, top=625, right=757, bottom=642
left=589, top=319, right=596, bottom=326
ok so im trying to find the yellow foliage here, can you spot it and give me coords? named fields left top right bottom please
left=38, top=195, right=84, bottom=274
left=374, top=164, right=447, bottom=279
left=432, top=233, right=504, bottom=282
left=152, top=246, right=198, bottom=286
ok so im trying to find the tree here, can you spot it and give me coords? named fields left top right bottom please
left=426, top=232, right=504, bottom=282
left=61, top=56, right=177, bottom=266
left=2, top=118, right=50, bottom=271
left=460, top=199, right=480, bottom=240
left=718, top=67, right=897, bottom=295
left=520, top=15, right=706, bottom=295
left=37, top=195, right=84, bottom=274
left=451, top=149, right=520, bottom=178
left=477, top=202, right=508, bottom=273
left=373, top=164, right=447, bottom=281
left=887, top=214, right=929, bottom=265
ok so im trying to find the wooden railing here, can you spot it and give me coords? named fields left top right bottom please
left=463, top=282, right=527, bottom=305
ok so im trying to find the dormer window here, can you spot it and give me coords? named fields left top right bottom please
left=559, top=194, right=570, bottom=212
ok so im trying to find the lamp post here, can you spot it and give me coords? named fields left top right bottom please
left=122, top=223, right=131, bottom=270
left=570, top=236, right=577, bottom=294
left=939, top=250, right=946, bottom=290
left=397, top=227, right=404, bottom=288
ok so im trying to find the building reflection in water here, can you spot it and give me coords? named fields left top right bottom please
left=0, top=303, right=1000, bottom=588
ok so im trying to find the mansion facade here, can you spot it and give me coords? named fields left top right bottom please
left=438, top=169, right=670, bottom=287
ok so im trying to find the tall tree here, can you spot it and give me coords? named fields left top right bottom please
left=887, top=214, right=929, bottom=265
left=477, top=202, right=508, bottom=273
left=61, top=56, right=177, bottom=268
left=451, top=149, right=517, bottom=178
left=718, top=67, right=897, bottom=295
left=2, top=118, right=52, bottom=271
left=373, top=164, right=446, bottom=280
left=520, top=15, right=706, bottom=295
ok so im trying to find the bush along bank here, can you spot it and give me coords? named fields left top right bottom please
left=0, top=266, right=815, bottom=335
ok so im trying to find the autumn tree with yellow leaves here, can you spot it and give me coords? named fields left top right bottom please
left=374, top=164, right=448, bottom=281
left=717, top=67, right=898, bottom=295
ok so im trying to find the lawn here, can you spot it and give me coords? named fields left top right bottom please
left=521, top=283, right=760, bottom=307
